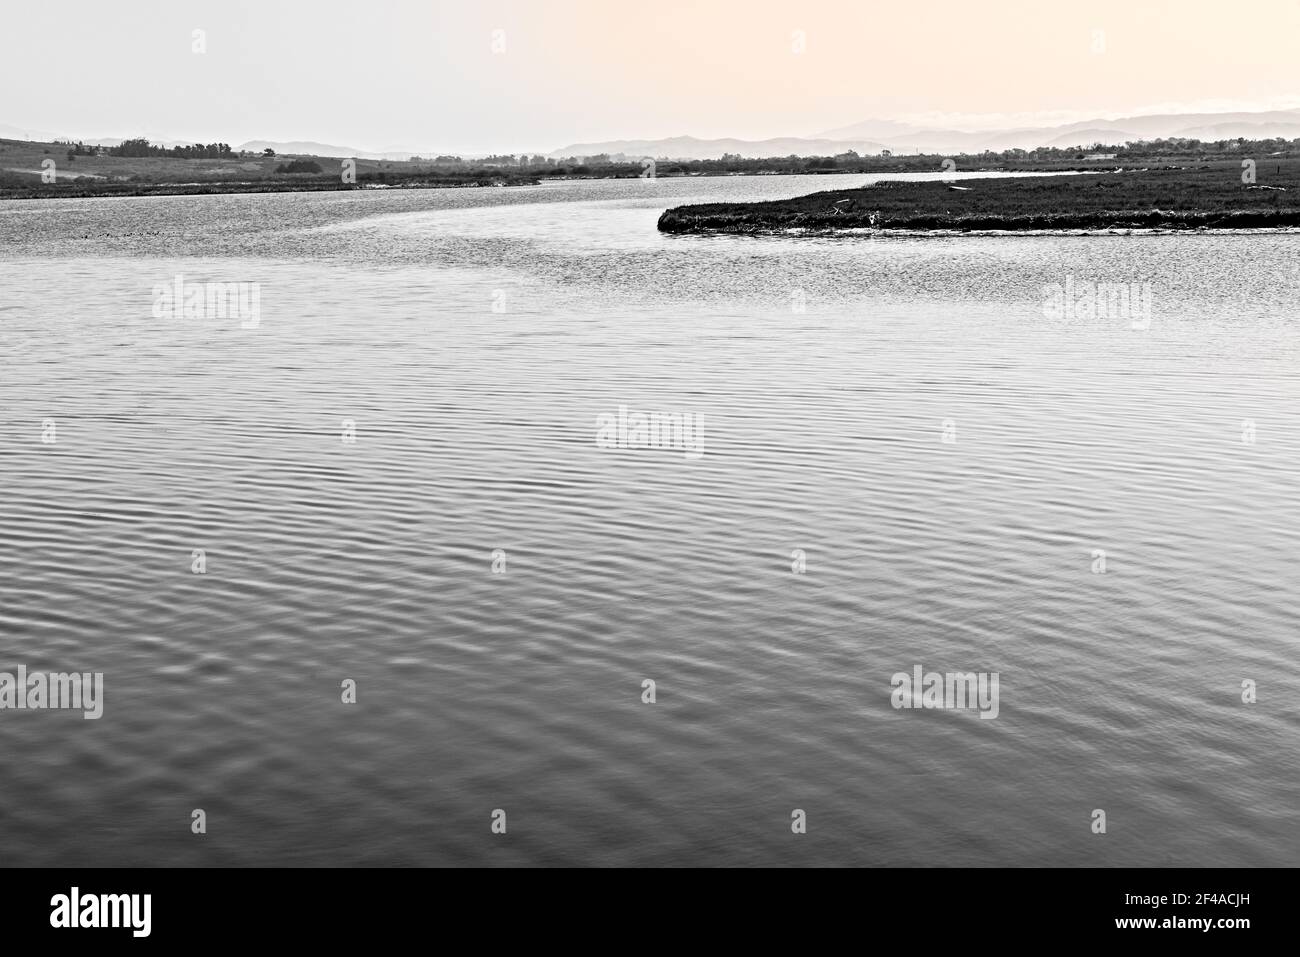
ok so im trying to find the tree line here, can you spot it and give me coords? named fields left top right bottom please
left=110, top=138, right=236, bottom=159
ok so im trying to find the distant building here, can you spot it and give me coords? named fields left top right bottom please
left=1084, top=153, right=1117, bottom=160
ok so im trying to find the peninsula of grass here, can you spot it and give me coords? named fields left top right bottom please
left=657, top=160, right=1300, bottom=234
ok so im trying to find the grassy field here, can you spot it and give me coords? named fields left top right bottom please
left=0, top=136, right=1087, bottom=201
left=9, top=135, right=1300, bottom=216
left=0, top=138, right=549, bottom=199
left=0, top=135, right=1121, bottom=199
left=1, top=139, right=312, bottom=182
left=657, top=159, right=1300, bottom=233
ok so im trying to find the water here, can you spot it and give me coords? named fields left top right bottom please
left=1, top=173, right=1297, bottom=866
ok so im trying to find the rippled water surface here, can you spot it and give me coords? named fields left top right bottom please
left=1, top=174, right=1297, bottom=866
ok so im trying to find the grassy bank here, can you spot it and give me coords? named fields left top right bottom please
left=0, top=137, right=581, bottom=200
left=657, top=160, right=1300, bottom=234
left=0, top=137, right=1106, bottom=201
left=0, top=177, right=546, bottom=201
left=8, top=135, right=1300, bottom=211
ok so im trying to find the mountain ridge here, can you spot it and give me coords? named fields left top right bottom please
left=551, top=108, right=1300, bottom=160
left=10, top=107, right=1300, bottom=163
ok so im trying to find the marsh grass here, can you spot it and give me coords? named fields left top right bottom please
left=658, top=160, right=1300, bottom=233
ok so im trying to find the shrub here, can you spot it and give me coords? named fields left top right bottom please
left=274, top=159, right=323, bottom=174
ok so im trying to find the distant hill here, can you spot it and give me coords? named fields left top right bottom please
left=0, top=123, right=69, bottom=142
left=12, top=106, right=1300, bottom=165
left=812, top=118, right=926, bottom=141
left=1169, top=121, right=1300, bottom=141
left=1041, top=128, right=1133, bottom=148
left=236, top=140, right=483, bottom=161
left=238, top=140, right=374, bottom=158
left=815, top=108, right=1300, bottom=155
left=550, top=110, right=1300, bottom=160
left=548, top=135, right=887, bottom=161
left=1, top=125, right=243, bottom=151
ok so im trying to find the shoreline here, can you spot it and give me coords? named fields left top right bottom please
left=0, top=179, right=544, bottom=202
left=657, top=163, right=1300, bottom=235
left=660, top=217, right=1300, bottom=236
left=667, top=224, right=1300, bottom=238
left=0, top=164, right=1126, bottom=203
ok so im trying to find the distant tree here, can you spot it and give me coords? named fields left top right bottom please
left=113, top=137, right=160, bottom=158
left=274, top=159, right=322, bottom=174
left=263, top=148, right=276, bottom=157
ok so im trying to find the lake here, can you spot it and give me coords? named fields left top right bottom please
left=0, top=172, right=1297, bottom=866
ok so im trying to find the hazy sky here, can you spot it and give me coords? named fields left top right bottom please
left=4, top=0, right=1299, bottom=151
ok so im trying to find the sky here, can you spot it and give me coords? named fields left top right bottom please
left=3, top=0, right=1300, bottom=152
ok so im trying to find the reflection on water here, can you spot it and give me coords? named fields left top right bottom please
left=0, top=175, right=1297, bottom=866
